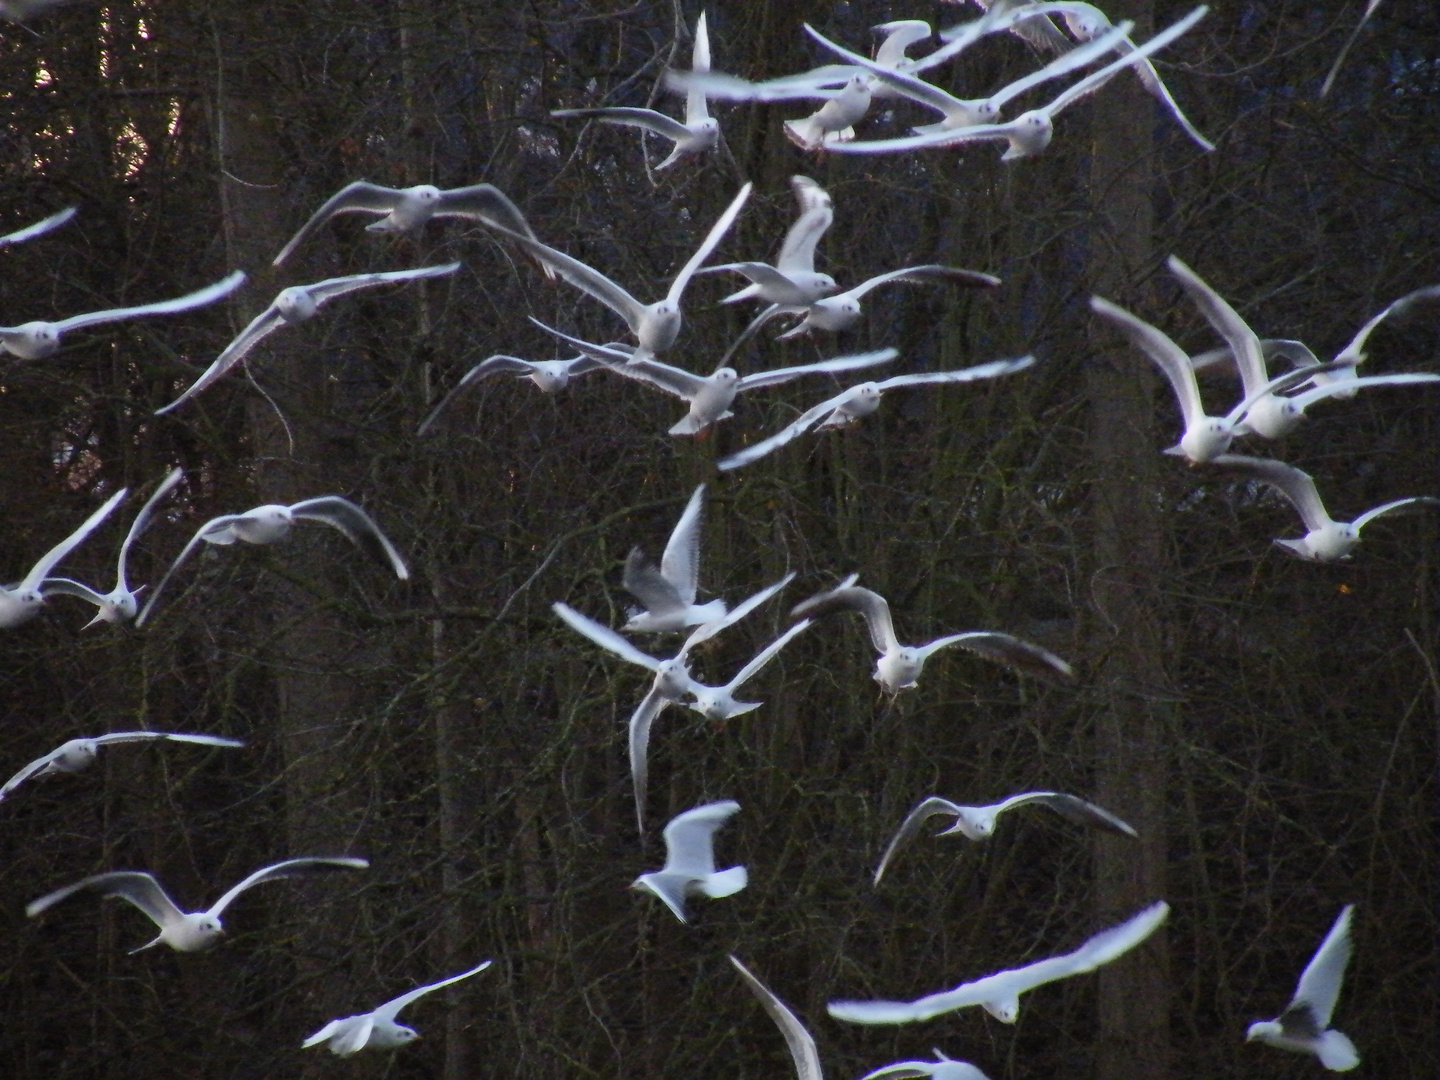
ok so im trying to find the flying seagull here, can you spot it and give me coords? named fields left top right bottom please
left=873, top=792, right=1136, bottom=884
left=41, top=467, right=183, bottom=626
left=716, top=356, right=1035, bottom=471
left=0, top=488, right=127, bottom=630
left=1210, top=454, right=1438, bottom=562
left=729, top=956, right=824, bottom=1080
left=1, top=730, right=244, bottom=803
left=1, top=271, right=245, bottom=360
left=27, top=857, right=369, bottom=952
left=552, top=12, right=718, bottom=170
left=699, top=175, right=837, bottom=307
left=0, top=206, right=77, bottom=247
left=157, top=263, right=460, bottom=415
left=621, top=484, right=725, bottom=631
left=1246, top=905, right=1359, bottom=1071
left=633, top=800, right=746, bottom=923
left=860, top=1049, right=993, bottom=1080
left=484, top=183, right=751, bottom=363
left=827, top=901, right=1170, bottom=1024
left=790, top=574, right=1073, bottom=694
left=303, top=960, right=492, bottom=1055
left=416, top=352, right=615, bottom=435
left=272, top=180, right=541, bottom=267
left=136, top=496, right=410, bottom=627
left=684, top=619, right=812, bottom=721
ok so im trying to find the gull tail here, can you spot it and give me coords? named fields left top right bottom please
left=1273, top=538, right=1315, bottom=561
left=127, top=934, right=165, bottom=955
left=1316, top=1030, right=1360, bottom=1072
left=700, top=865, right=748, bottom=898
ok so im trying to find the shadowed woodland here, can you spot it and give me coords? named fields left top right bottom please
left=0, top=0, right=1436, bottom=1078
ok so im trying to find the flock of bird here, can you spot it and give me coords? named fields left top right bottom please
left=2, top=0, right=1427, bottom=1072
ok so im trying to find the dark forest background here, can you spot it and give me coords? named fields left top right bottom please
left=1, top=1, right=1435, bottom=1078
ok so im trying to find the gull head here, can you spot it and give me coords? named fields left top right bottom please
left=1177, top=417, right=1233, bottom=463
left=232, top=505, right=296, bottom=545
left=695, top=117, right=720, bottom=141
left=875, top=649, right=922, bottom=693
left=53, top=739, right=100, bottom=772
left=369, top=185, right=442, bottom=232
left=809, top=295, right=863, bottom=332
left=168, top=912, right=226, bottom=951
left=88, top=589, right=139, bottom=626
left=275, top=286, right=320, bottom=323
left=1245, top=1020, right=1281, bottom=1044
left=527, top=361, right=572, bottom=393
left=844, top=384, right=885, bottom=419
left=654, top=657, right=694, bottom=700
left=1240, top=393, right=1304, bottom=440
left=1300, top=522, right=1360, bottom=562
left=982, top=996, right=1021, bottom=1024
left=5, top=322, right=62, bottom=360
left=374, top=1024, right=419, bottom=1048
left=638, top=302, right=683, bottom=354
left=941, top=808, right=994, bottom=841
left=1002, top=112, right=1054, bottom=161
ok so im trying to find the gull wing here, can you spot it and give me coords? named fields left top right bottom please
left=91, top=731, right=245, bottom=749
left=858, top=1065, right=937, bottom=1080
left=872, top=20, right=934, bottom=67
left=316, top=1016, right=375, bottom=1055
left=1209, top=455, right=1332, bottom=533
left=775, top=175, right=833, bottom=275
left=599, top=355, right=710, bottom=400
left=804, top=23, right=981, bottom=120
left=873, top=796, right=966, bottom=885
left=737, top=349, right=898, bottom=392
left=994, top=792, right=1137, bottom=837
left=207, top=856, right=369, bottom=918
left=18, top=488, right=128, bottom=592
left=418, top=355, right=542, bottom=436
left=875, top=355, right=1036, bottom=392
left=38, top=577, right=108, bottom=607
left=27, top=871, right=187, bottom=931
left=306, top=262, right=461, bottom=305
left=114, top=468, right=183, bottom=590
left=716, top=387, right=859, bottom=470
left=662, top=799, right=740, bottom=876
left=661, top=485, right=707, bottom=607
left=373, top=960, right=493, bottom=1024
left=1090, top=295, right=1206, bottom=428
left=1352, top=495, right=1438, bottom=532
left=134, top=514, right=244, bottom=628
left=301, top=1018, right=347, bottom=1049
left=552, top=602, right=662, bottom=671
left=1284, top=906, right=1355, bottom=1030
left=554, top=107, right=693, bottom=143
left=0, top=206, right=77, bottom=246
left=156, top=305, right=284, bottom=415
left=485, top=223, right=649, bottom=333
left=0, top=748, right=68, bottom=801
left=1320, top=0, right=1385, bottom=96
left=929, top=631, right=1074, bottom=680
left=985, top=25, right=1130, bottom=113
left=288, top=496, right=410, bottom=579
left=687, top=11, right=712, bottom=122
left=823, top=119, right=1021, bottom=155
left=273, top=181, right=406, bottom=265
left=792, top=582, right=900, bottom=655
left=56, top=271, right=246, bottom=332
left=1043, top=8, right=1205, bottom=119
left=843, top=265, right=1001, bottom=302
left=664, top=68, right=853, bottom=104
left=1334, top=283, right=1440, bottom=367
left=1167, top=256, right=1269, bottom=400
left=730, top=957, right=824, bottom=1080
left=435, top=184, right=536, bottom=240
left=629, top=687, right=671, bottom=834
left=682, top=572, right=797, bottom=652
left=719, top=303, right=805, bottom=366
left=665, top=183, right=752, bottom=307
left=724, top=619, right=812, bottom=695
left=624, top=547, right=686, bottom=617
left=1287, top=373, right=1440, bottom=417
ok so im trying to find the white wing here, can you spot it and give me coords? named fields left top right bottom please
left=306, top=261, right=461, bottom=305
left=56, top=271, right=246, bottom=332
left=599, top=355, right=710, bottom=400
left=288, top=496, right=410, bottom=580
left=207, top=856, right=369, bottom=918
left=985, top=25, right=1130, bottom=112
left=0, top=206, right=77, bottom=246
left=775, top=176, right=833, bottom=275
left=27, top=871, right=187, bottom=931
left=841, top=266, right=1001, bottom=302
left=1210, top=455, right=1332, bottom=533
left=273, top=181, right=406, bottom=266
left=373, top=960, right=493, bottom=1023
left=1090, top=296, right=1206, bottom=427
left=873, top=796, right=966, bottom=885
left=134, top=514, right=243, bottom=628
left=1044, top=8, right=1207, bottom=119
left=418, top=355, right=546, bottom=436
left=730, top=957, right=824, bottom=1080
left=552, top=602, right=662, bottom=671
left=665, top=183, right=752, bottom=307
left=552, top=107, right=694, bottom=143
left=0, top=747, right=68, bottom=801
left=1351, top=496, right=1438, bottom=533
left=924, top=630, right=1074, bottom=679
left=91, top=731, right=245, bottom=749
left=716, top=387, right=858, bottom=471
left=737, top=349, right=899, bottom=392
left=629, top=686, right=671, bottom=834
left=485, top=224, right=649, bottom=333
left=18, top=488, right=128, bottom=592
left=1166, top=256, right=1269, bottom=399
left=993, top=791, right=1137, bottom=837
left=156, top=306, right=284, bottom=415
left=661, top=485, right=707, bottom=607
left=875, top=356, right=1036, bottom=392
left=681, top=572, right=797, bottom=652
left=662, top=799, right=740, bottom=877
left=792, top=581, right=900, bottom=654
left=723, top=619, right=811, bottom=694
left=1288, top=905, right=1355, bottom=1029
left=115, top=469, right=183, bottom=590
left=687, top=11, right=712, bottom=122
left=1334, top=283, right=1440, bottom=367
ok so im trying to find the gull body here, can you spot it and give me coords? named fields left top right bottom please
left=861, top=1049, right=992, bottom=1080
left=633, top=800, right=746, bottom=922
left=553, top=12, right=718, bottom=169
left=0, top=206, right=77, bottom=246
left=621, top=485, right=725, bottom=631
left=0, top=489, right=127, bottom=630
left=686, top=619, right=812, bottom=720
left=304, top=960, right=492, bottom=1055
left=136, top=497, right=409, bottom=627
left=1246, top=905, right=1359, bottom=1071
left=873, top=792, right=1136, bottom=883
left=158, top=264, right=459, bottom=414
left=729, top=957, right=824, bottom=1080
left=784, top=74, right=872, bottom=149
left=778, top=265, right=1001, bottom=338
left=1, top=730, right=244, bottom=803
left=717, top=357, right=1036, bottom=471
left=417, top=352, right=613, bottom=435
left=27, top=857, right=369, bottom=952
left=1, top=272, right=245, bottom=360
left=272, top=181, right=539, bottom=266
left=486, top=184, right=751, bottom=362
left=702, top=176, right=837, bottom=306
left=828, top=901, right=1169, bottom=1024
left=1212, top=454, right=1437, bottom=562
left=791, top=574, right=1073, bottom=694
left=41, top=468, right=183, bottom=626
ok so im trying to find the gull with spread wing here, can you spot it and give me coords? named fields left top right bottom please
left=1, top=730, right=244, bottom=804
left=685, top=619, right=812, bottom=721
left=1246, top=905, right=1359, bottom=1071
left=416, top=352, right=614, bottom=435
left=790, top=574, right=1073, bottom=694
left=620, top=484, right=725, bottom=630
left=27, top=857, right=369, bottom=952
left=873, top=792, right=1136, bottom=884
left=136, top=496, right=409, bottom=627
left=486, top=183, right=751, bottom=363
left=826, top=7, right=1207, bottom=160
left=41, top=468, right=182, bottom=626
left=828, top=901, right=1169, bottom=1024
left=1, top=488, right=127, bottom=630
left=0, top=206, right=76, bottom=247
left=1211, top=454, right=1437, bottom=562
left=1088, top=295, right=1334, bottom=463
left=1321, top=0, right=1385, bottom=96
left=157, top=263, right=460, bottom=414
left=272, top=180, right=540, bottom=267
left=717, top=356, right=1036, bottom=471
left=700, top=176, right=837, bottom=307
left=304, top=960, right=492, bottom=1055
left=553, top=12, right=718, bottom=170
left=633, top=800, right=746, bottom=922
left=861, top=1049, right=992, bottom=1080
left=729, top=956, right=824, bottom=1080
left=555, top=573, right=794, bottom=832
left=1, top=271, right=245, bottom=360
